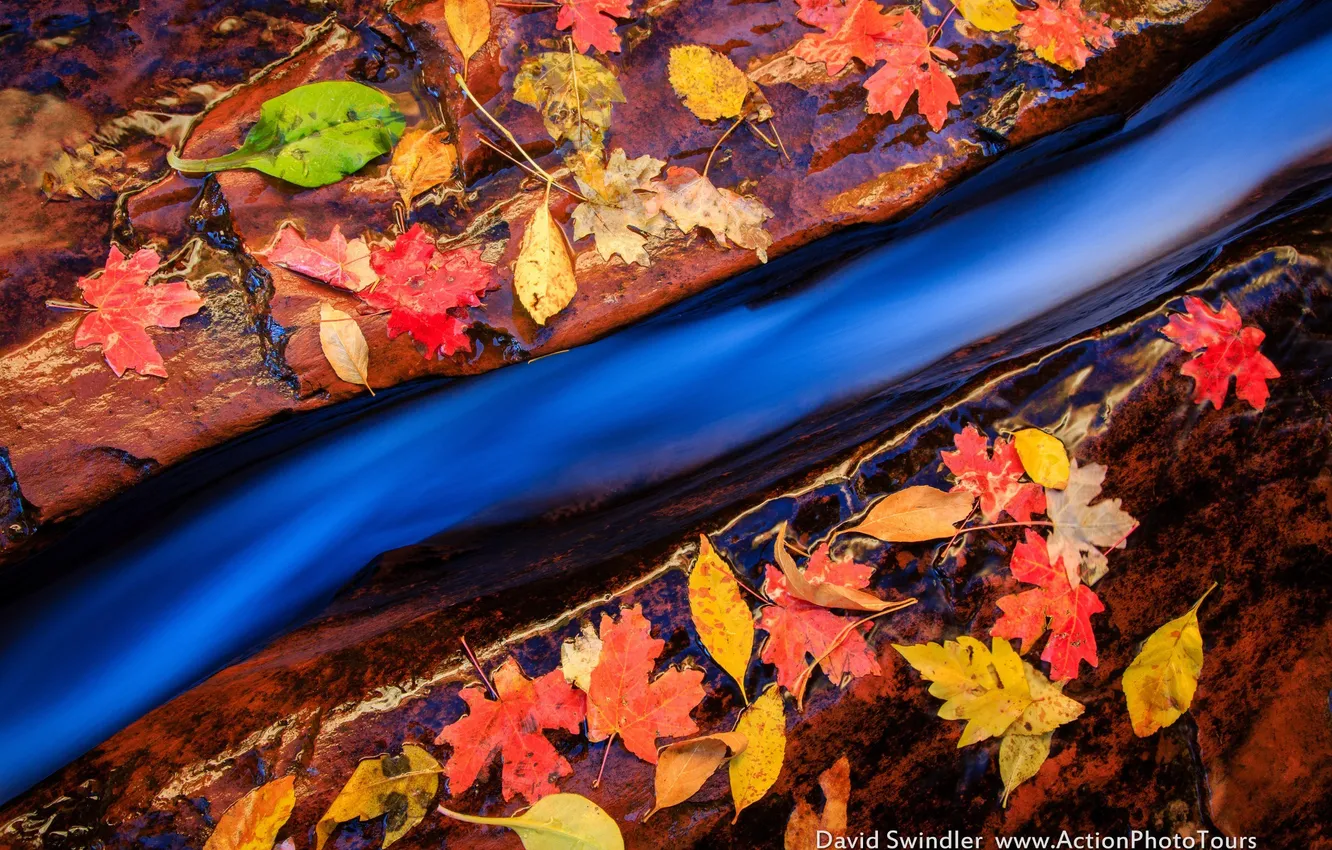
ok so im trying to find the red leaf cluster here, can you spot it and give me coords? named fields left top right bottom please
left=941, top=424, right=1045, bottom=524
left=1016, top=0, right=1114, bottom=72
left=1160, top=295, right=1280, bottom=411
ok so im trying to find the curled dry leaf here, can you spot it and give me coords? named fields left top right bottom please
left=389, top=127, right=459, bottom=209
left=844, top=485, right=973, bottom=543
left=570, top=149, right=671, bottom=267
left=647, top=732, right=747, bottom=819
left=651, top=166, right=773, bottom=262
left=668, top=45, right=750, bottom=121
left=1013, top=428, right=1069, bottom=490
left=1123, top=584, right=1215, bottom=737
left=443, top=0, right=491, bottom=74
left=688, top=534, right=754, bottom=701
left=773, top=524, right=893, bottom=612
left=318, top=304, right=374, bottom=393
left=513, top=51, right=626, bottom=153
left=561, top=621, right=603, bottom=692
left=315, top=744, right=440, bottom=850
left=266, top=225, right=377, bottom=292
left=784, top=756, right=850, bottom=850
left=441, top=793, right=624, bottom=850
left=202, top=775, right=296, bottom=850
left=1045, top=460, right=1136, bottom=587
left=515, top=194, right=578, bottom=326
left=729, top=688, right=787, bottom=822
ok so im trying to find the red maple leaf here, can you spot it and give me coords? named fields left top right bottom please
left=434, top=656, right=585, bottom=802
left=556, top=0, right=632, bottom=54
left=941, top=424, right=1045, bottom=524
left=991, top=530, right=1104, bottom=681
left=791, top=0, right=900, bottom=75
left=73, top=246, right=204, bottom=378
left=586, top=604, right=705, bottom=763
left=756, top=543, right=882, bottom=697
left=264, top=225, right=376, bottom=292
left=360, top=225, right=496, bottom=359
left=1160, top=295, right=1280, bottom=411
left=1016, top=0, right=1114, bottom=72
left=865, top=8, right=959, bottom=131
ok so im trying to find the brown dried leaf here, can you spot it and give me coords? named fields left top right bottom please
left=651, top=166, right=773, bottom=262
left=389, top=127, right=459, bottom=209
left=318, top=304, right=373, bottom=393
left=570, top=148, right=670, bottom=267
left=647, top=732, right=747, bottom=819
left=844, top=485, right=973, bottom=542
left=773, top=523, right=894, bottom=612
left=784, top=756, right=849, bottom=849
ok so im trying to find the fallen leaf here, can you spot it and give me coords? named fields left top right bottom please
left=561, top=621, right=603, bottom=692
left=688, top=534, right=754, bottom=701
left=791, top=0, right=899, bottom=76
left=955, top=0, right=1019, bottom=32
left=729, top=688, right=787, bottom=821
left=389, top=127, right=459, bottom=209
left=651, top=166, right=773, bottom=262
left=992, top=530, right=1104, bottom=681
left=42, top=142, right=146, bottom=200
left=444, top=0, right=491, bottom=74
left=772, top=524, right=895, bottom=612
left=557, top=0, right=632, bottom=54
left=435, top=656, right=584, bottom=802
left=784, top=756, right=850, bottom=850
left=586, top=605, right=706, bottom=764
left=267, top=225, right=377, bottom=292
left=1123, top=584, right=1215, bottom=737
left=203, top=775, right=296, bottom=850
left=513, top=51, right=626, bottom=152
left=998, top=731, right=1050, bottom=807
left=865, top=8, right=960, bottom=131
left=71, top=245, right=204, bottom=378
left=318, top=304, right=374, bottom=392
left=1160, top=295, right=1280, bottom=411
left=843, top=485, right=973, bottom=543
left=1045, top=460, right=1136, bottom=587
left=1013, top=657, right=1084, bottom=735
left=894, top=636, right=1030, bottom=747
left=1013, top=429, right=1069, bottom=490
left=668, top=45, right=751, bottom=121
left=315, top=744, right=440, bottom=850
left=647, top=732, right=747, bottom=819
left=942, top=425, right=1045, bottom=524
left=514, top=194, right=578, bottom=325
left=570, top=148, right=670, bottom=267
left=441, top=793, right=624, bottom=850
left=1016, top=0, right=1114, bottom=72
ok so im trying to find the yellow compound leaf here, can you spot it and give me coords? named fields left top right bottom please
left=203, top=775, right=296, bottom=850
left=513, top=51, right=626, bottom=153
left=1123, top=584, right=1216, bottom=737
left=729, top=688, right=787, bottom=822
left=647, top=732, right=747, bottom=819
left=315, top=744, right=440, bottom=850
left=845, top=485, right=974, bottom=543
left=319, top=304, right=373, bottom=393
left=667, top=45, right=750, bottom=122
left=688, top=534, right=754, bottom=701
left=999, top=730, right=1051, bottom=807
left=955, top=0, right=1020, bottom=32
left=1013, top=428, right=1070, bottom=490
left=784, top=756, right=850, bottom=849
left=442, top=794, right=623, bottom=850
left=389, top=127, right=459, bottom=209
left=444, top=0, right=491, bottom=71
left=894, top=637, right=1035, bottom=747
left=514, top=196, right=577, bottom=325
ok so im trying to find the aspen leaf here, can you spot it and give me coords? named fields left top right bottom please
left=955, top=0, right=1019, bottom=31
left=515, top=195, right=577, bottom=325
left=667, top=46, right=750, bottom=121
left=772, top=523, right=895, bottom=612
left=315, top=744, right=440, bottom=850
left=1046, top=460, right=1136, bottom=587
left=1123, top=584, right=1215, bottom=737
left=318, top=304, right=373, bottom=393
left=784, top=756, right=850, bottom=850
left=513, top=52, right=625, bottom=153
left=203, top=775, right=296, bottom=850
left=729, top=688, right=786, bottom=821
left=688, top=534, right=754, bottom=701
left=647, top=732, right=747, bottom=819
left=561, top=621, right=603, bottom=692
left=844, top=485, right=973, bottom=543
left=1013, top=428, right=1069, bottom=490
left=998, top=731, right=1050, bottom=807
left=444, top=0, right=491, bottom=73
left=389, top=127, right=459, bottom=209
left=441, top=793, right=623, bottom=850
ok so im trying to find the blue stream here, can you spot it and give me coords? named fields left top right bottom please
left=3, top=2, right=1332, bottom=806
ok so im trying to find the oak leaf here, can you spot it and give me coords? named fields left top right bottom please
left=865, top=9, right=959, bottom=131
left=954, top=0, right=1019, bottom=32
left=1160, top=295, right=1279, bottom=411
left=72, top=246, right=204, bottom=378
left=647, top=732, right=747, bottom=819
left=1012, top=428, right=1069, bottom=490
left=784, top=756, right=850, bottom=850
left=791, top=0, right=900, bottom=76
left=651, top=166, right=773, bottom=262
left=389, top=127, right=459, bottom=209
left=570, top=148, right=670, bottom=267
left=1045, top=460, right=1135, bottom=587
left=1016, top=0, right=1114, bottom=72
left=515, top=194, right=578, bottom=325
left=266, top=225, right=377, bottom=292
left=444, top=0, right=491, bottom=75
left=318, top=304, right=374, bottom=393
left=688, top=534, right=754, bottom=700
left=557, top=0, right=632, bottom=54
left=586, top=605, right=706, bottom=764
left=315, top=745, right=440, bottom=850
left=513, top=52, right=626, bottom=153
left=203, top=775, right=296, bottom=850
left=843, top=485, right=973, bottom=542
left=942, top=424, right=1045, bottom=525
left=729, top=688, right=787, bottom=821
left=441, top=793, right=624, bottom=850
left=668, top=45, right=751, bottom=121
left=1123, top=585, right=1215, bottom=737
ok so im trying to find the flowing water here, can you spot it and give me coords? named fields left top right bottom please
left=3, top=0, right=1332, bottom=809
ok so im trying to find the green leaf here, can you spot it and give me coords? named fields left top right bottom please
left=440, top=794, right=623, bottom=850
left=168, top=81, right=405, bottom=188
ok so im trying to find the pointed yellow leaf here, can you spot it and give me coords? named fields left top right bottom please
left=316, top=744, right=440, bottom=849
left=514, top=196, right=577, bottom=325
left=389, top=127, right=459, bottom=208
left=689, top=535, right=754, bottom=701
left=1123, top=584, right=1215, bottom=737
left=1013, top=428, right=1070, bottom=490
left=441, top=793, right=623, bottom=850
left=999, top=731, right=1051, bottom=807
left=667, top=45, right=750, bottom=121
left=729, top=688, right=787, bottom=821
left=955, top=0, right=1019, bottom=32
left=846, top=485, right=974, bottom=543
left=647, top=731, right=747, bottom=819
left=203, top=775, right=296, bottom=850
left=444, top=0, right=490, bottom=70
left=895, top=637, right=1036, bottom=747
left=319, top=304, right=373, bottom=393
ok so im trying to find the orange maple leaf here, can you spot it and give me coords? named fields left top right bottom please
left=865, top=8, right=959, bottom=131
left=1016, top=0, right=1114, bottom=72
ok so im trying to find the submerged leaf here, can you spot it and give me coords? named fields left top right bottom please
left=514, top=197, right=578, bottom=325
left=668, top=45, right=750, bottom=121
left=442, top=793, right=623, bottom=850
left=729, top=688, right=787, bottom=821
left=203, top=775, right=296, bottom=850
left=1160, top=295, right=1280, bottom=411
left=513, top=52, right=626, bottom=153
left=315, top=744, right=440, bottom=850
left=389, top=127, right=459, bottom=208
left=266, top=225, right=377, bottom=292
left=688, top=535, right=754, bottom=701
left=772, top=524, right=894, bottom=612
left=1123, top=585, right=1215, bottom=737
left=651, top=166, right=773, bottom=262
left=648, top=732, right=747, bottom=818
left=1016, top=0, right=1114, bottom=71
left=844, top=485, right=973, bottom=543
left=784, top=757, right=850, bottom=850
left=955, top=0, right=1020, bottom=32
left=942, top=425, right=1046, bottom=523
left=318, top=304, right=374, bottom=393
left=557, top=0, right=632, bottom=54
left=561, top=621, right=603, bottom=692
left=1045, top=460, right=1135, bottom=587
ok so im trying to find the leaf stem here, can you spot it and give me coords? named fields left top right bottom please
left=793, top=598, right=918, bottom=711
left=454, top=74, right=567, bottom=191
left=703, top=115, right=745, bottom=179
left=460, top=636, right=499, bottom=700
left=1100, top=522, right=1138, bottom=556
left=473, top=136, right=589, bottom=202
left=166, top=147, right=257, bottom=174
left=45, top=299, right=95, bottom=312
left=593, top=733, right=615, bottom=788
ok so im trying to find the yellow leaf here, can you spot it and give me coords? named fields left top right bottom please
left=513, top=52, right=626, bottom=153
left=441, top=793, right=623, bottom=850
left=688, top=534, right=754, bottom=701
left=1123, top=584, right=1215, bottom=737
left=319, top=304, right=373, bottom=393
left=647, top=731, right=747, bottom=819
left=1013, top=661, right=1083, bottom=735
left=444, top=0, right=490, bottom=71
left=729, top=688, right=787, bottom=821
left=389, top=127, right=459, bottom=209
left=955, top=0, right=1019, bottom=32
left=560, top=621, right=602, bottom=692
left=784, top=756, right=850, bottom=850
left=315, top=744, right=440, bottom=850
left=570, top=148, right=671, bottom=267
left=667, top=45, right=750, bottom=122
left=998, top=731, right=1050, bottom=807
left=773, top=523, right=896, bottom=612
left=894, top=637, right=1033, bottom=747
left=203, top=775, right=296, bottom=850
left=1013, top=428, right=1069, bottom=490
left=514, top=195, right=577, bottom=325
left=845, top=486, right=973, bottom=543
